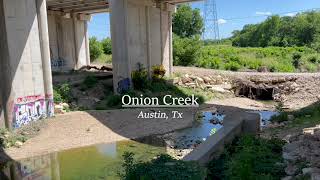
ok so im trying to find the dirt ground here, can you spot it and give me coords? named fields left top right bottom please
left=3, top=66, right=320, bottom=161
left=1, top=109, right=196, bottom=162
left=174, top=66, right=320, bottom=110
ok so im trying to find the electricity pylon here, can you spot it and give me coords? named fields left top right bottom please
left=203, top=0, right=220, bottom=40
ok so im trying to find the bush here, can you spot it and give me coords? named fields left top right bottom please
left=225, top=61, right=241, bottom=71
left=121, top=153, right=206, bottom=180
left=207, top=135, right=286, bottom=180
left=53, top=83, right=72, bottom=103
left=101, top=38, right=112, bottom=55
left=308, top=55, right=318, bottom=63
left=173, top=35, right=202, bottom=66
left=292, top=52, right=302, bottom=69
left=89, top=37, right=104, bottom=61
left=82, top=76, right=98, bottom=89
left=131, top=63, right=149, bottom=90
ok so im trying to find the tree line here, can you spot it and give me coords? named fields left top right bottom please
left=231, top=11, right=320, bottom=51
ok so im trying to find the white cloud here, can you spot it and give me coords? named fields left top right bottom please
left=217, top=18, right=227, bottom=24
left=256, top=11, right=272, bottom=16
left=284, top=13, right=297, bottom=17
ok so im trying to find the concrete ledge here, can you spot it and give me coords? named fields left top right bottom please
left=183, top=112, right=260, bottom=165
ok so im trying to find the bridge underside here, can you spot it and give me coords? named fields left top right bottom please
left=0, top=0, right=201, bottom=129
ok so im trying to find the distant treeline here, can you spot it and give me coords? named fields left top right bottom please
left=231, top=11, right=320, bottom=51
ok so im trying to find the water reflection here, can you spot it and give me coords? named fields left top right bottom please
left=0, top=141, right=165, bottom=180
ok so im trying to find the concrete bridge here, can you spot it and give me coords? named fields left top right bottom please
left=0, top=0, right=201, bottom=129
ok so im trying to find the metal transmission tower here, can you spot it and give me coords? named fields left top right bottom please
left=203, top=0, right=220, bottom=40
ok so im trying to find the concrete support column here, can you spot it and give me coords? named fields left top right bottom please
left=0, top=0, right=54, bottom=129
left=47, top=12, right=91, bottom=71
left=109, top=0, right=174, bottom=93
left=36, top=0, right=54, bottom=118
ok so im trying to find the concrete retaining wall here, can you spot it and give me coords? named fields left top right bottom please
left=183, top=112, right=260, bottom=165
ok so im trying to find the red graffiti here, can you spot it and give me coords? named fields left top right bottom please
left=16, top=95, right=45, bottom=104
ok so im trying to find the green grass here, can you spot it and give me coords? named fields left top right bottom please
left=195, top=45, right=320, bottom=72
left=271, top=102, right=320, bottom=128
left=94, top=53, right=112, bottom=64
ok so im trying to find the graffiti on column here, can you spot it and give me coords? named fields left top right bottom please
left=117, top=78, right=131, bottom=94
left=13, top=95, right=54, bottom=129
left=51, top=58, right=65, bottom=68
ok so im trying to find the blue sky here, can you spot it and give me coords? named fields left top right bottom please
left=88, top=0, right=320, bottom=40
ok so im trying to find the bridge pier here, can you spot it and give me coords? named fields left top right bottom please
left=47, top=11, right=91, bottom=71
left=0, top=0, right=54, bottom=129
left=109, top=0, right=174, bottom=93
left=0, top=0, right=181, bottom=129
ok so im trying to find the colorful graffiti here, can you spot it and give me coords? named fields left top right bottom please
left=13, top=95, right=54, bottom=129
left=0, top=153, right=60, bottom=180
left=117, top=78, right=131, bottom=94
left=51, top=58, right=65, bottom=68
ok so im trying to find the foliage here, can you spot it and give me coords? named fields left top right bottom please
left=53, top=83, right=72, bottom=103
left=89, top=37, right=104, bottom=61
left=120, top=153, right=206, bottom=180
left=131, top=63, right=148, bottom=91
left=152, top=65, right=166, bottom=80
left=271, top=102, right=320, bottom=128
left=173, top=4, right=204, bottom=38
left=192, top=45, right=318, bottom=72
left=81, top=76, right=98, bottom=90
left=292, top=52, right=302, bottom=69
left=207, top=135, right=286, bottom=180
left=101, top=38, right=112, bottom=55
left=96, top=78, right=213, bottom=109
left=173, top=35, right=202, bottom=66
left=231, top=11, right=320, bottom=50
left=270, top=112, right=289, bottom=123
left=0, top=128, right=26, bottom=148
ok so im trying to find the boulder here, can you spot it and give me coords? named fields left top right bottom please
left=181, top=77, right=192, bottom=84
left=203, top=76, right=212, bottom=83
left=285, top=164, right=298, bottom=176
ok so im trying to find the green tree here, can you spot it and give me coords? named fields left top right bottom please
left=173, top=4, right=204, bottom=38
left=89, top=37, right=103, bottom=61
left=101, top=38, right=112, bottom=55
left=231, top=11, right=320, bottom=49
left=173, top=34, right=202, bottom=66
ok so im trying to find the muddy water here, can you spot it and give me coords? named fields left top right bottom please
left=0, top=141, right=165, bottom=180
left=0, top=112, right=226, bottom=179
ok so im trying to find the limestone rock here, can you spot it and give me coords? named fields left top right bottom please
left=285, top=164, right=298, bottom=176
left=14, top=141, right=23, bottom=148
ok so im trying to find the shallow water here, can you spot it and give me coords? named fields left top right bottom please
left=249, top=110, right=279, bottom=127
left=0, top=141, right=165, bottom=180
left=0, top=112, right=224, bottom=179
left=164, top=112, right=224, bottom=149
